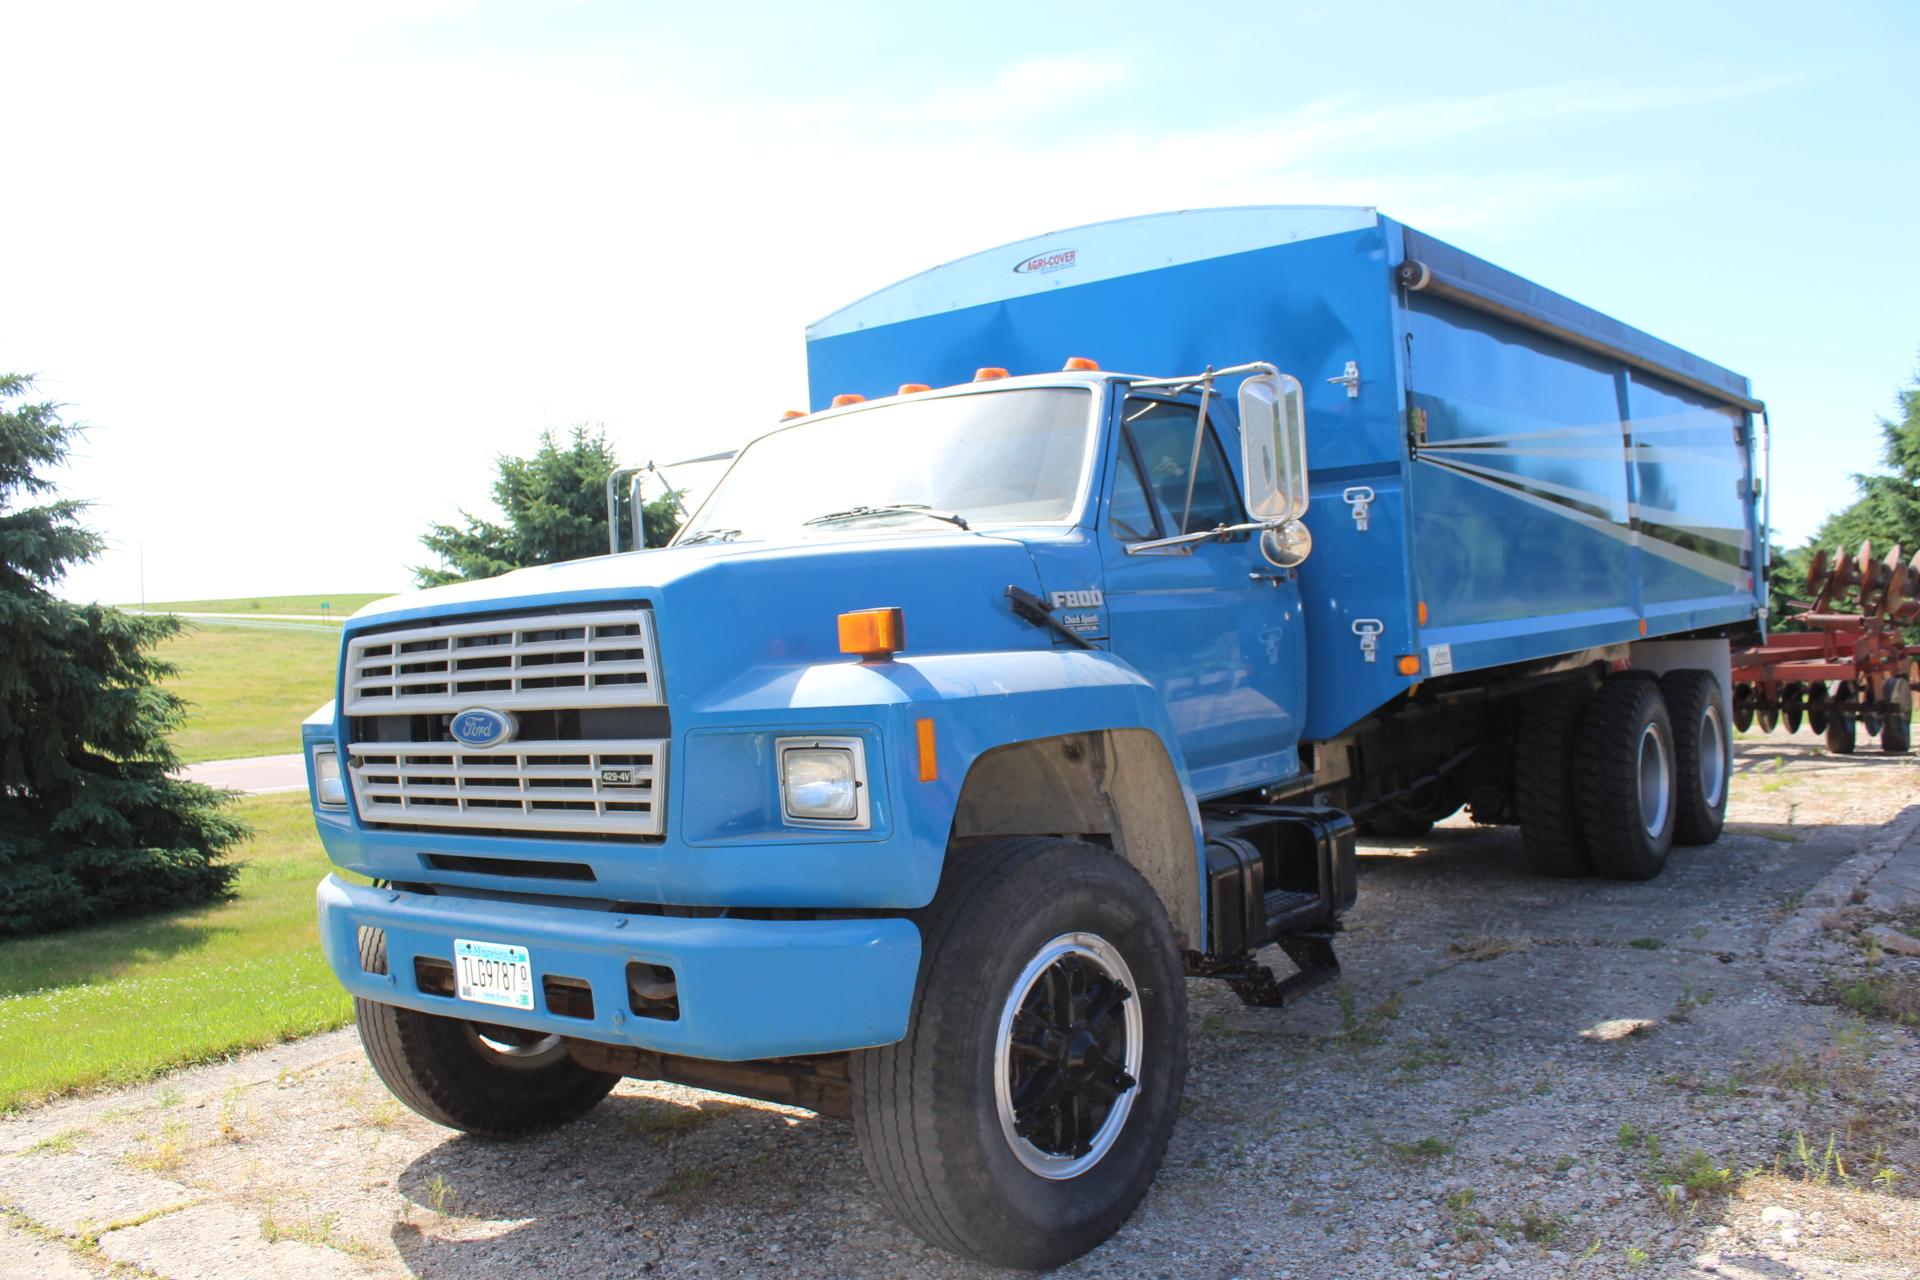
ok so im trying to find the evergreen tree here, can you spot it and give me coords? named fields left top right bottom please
left=414, top=425, right=681, bottom=587
left=0, top=374, right=242, bottom=936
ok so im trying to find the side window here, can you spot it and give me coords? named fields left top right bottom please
left=1122, top=399, right=1238, bottom=534
left=1108, top=438, right=1159, bottom=542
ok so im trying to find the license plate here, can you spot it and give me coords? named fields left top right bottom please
left=453, top=938, right=535, bottom=1011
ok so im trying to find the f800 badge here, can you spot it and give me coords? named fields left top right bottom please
left=449, top=708, right=516, bottom=748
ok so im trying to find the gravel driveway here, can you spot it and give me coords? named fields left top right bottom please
left=5, top=730, right=1917, bottom=1279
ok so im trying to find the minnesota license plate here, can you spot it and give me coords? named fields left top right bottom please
left=453, top=938, right=535, bottom=1011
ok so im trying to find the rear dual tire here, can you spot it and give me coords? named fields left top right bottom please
left=1516, top=669, right=1727, bottom=881
left=1576, top=676, right=1678, bottom=880
left=1660, top=670, right=1730, bottom=847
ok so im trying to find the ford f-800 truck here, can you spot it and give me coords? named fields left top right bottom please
left=306, top=207, right=1765, bottom=1269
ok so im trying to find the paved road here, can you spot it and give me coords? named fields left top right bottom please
left=127, top=610, right=341, bottom=634
left=181, top=753, right=307, bottom=795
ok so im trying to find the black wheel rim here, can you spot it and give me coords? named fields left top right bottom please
left=994, top=932, right=1143, bottom=1179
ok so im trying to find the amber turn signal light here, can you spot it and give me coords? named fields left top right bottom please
left=838, top=607, right=904, bottom=659
left=915, top=717, right=938, bottom=782
left=1396, top=655, right=1421, bottom=676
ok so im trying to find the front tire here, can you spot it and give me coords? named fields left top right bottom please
left=354, top=930, right=618, bottom=1138
left=1577, top=676, right=1678, bottom=880
left=1662, top=670, right=1730, bottom=846
left=850, top=837, right=1187, bottom=1271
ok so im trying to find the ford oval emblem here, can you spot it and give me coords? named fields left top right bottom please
left=449, top=708, right=516, bottom=749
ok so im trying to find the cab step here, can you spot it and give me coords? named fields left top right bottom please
left=1194, top=932, right=1341, bottom=1008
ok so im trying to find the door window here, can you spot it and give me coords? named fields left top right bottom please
left=1121, top=399, right=1240, bottom=535
left=1108, top=437, right=1161, bottom=542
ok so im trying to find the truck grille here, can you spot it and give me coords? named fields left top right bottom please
left=343, top=606, right=666, bottom=839
left=346, top=740, right=665, bottom=837
left=343, top=608, right=660, bottom=714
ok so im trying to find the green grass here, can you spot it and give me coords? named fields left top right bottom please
left=0, top=794, right=355, bottom=1112
left=123, top=592, right=391, bottom=618
left=157, top=624, right=340, bottom=762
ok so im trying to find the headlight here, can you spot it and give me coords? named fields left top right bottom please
left=777, top=737, right=868, bottom=826
left=312, top=746, right=347, bottom=809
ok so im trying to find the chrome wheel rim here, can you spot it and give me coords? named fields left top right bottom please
left=1699, top=703, right=1726, bottom=809
left=993, top=931, right=1143, bottom=1180
left=1637, top=722, right=1672, bottom=839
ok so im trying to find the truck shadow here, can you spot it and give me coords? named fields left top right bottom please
left=385, top=1092, right=986, bottom=1277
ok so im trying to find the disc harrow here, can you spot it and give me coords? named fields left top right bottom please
left=1731, top=541, right=1919, bottom=754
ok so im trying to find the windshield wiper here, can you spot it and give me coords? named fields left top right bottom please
left=802, top=503, right=969, bottom=531
left=676, top=528, right=742, bottom=546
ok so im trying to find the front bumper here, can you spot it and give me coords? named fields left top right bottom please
left=316, top=875, right=921, bottom=1061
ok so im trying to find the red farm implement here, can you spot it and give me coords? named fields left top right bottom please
left=1733, top=542, right=1919, bottom=754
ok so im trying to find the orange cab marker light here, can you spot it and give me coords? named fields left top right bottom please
left=1417, top=600, right=1428, bottom=625
left=1396, top=655, right=1421, bottom=676
left=830, top=393, right=866, bottom=408
left=1062, top=356, right=1101, bottom=371
left=838, top=607, right=904, bottom=659
left=973, top=367, right=1009, bottom=381
left=898, top=383, right=931, bottom=395
left=781, top=409, right=805, bottom=420
left=1638, top=618, right=1649, bottom=636
left=915, top=717, right=938, bottom=782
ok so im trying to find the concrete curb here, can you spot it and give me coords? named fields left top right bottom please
left=1763, top=800, right=1920, bottom=992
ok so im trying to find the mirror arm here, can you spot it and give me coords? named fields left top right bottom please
left=1125, top=519, right=1274, bottom=555
left=1176, top=377, right=1215, bottom=535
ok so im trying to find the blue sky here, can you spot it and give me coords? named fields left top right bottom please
left=5, top=0, right=1916, bottom=601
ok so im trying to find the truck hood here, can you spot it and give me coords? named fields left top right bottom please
left=347, top=532, right=1075, bottom=709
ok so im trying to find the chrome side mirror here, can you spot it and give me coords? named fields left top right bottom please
left=1260, top=519, right=1312, bottom=568
left=1238, top=368, right=1308, bottom=524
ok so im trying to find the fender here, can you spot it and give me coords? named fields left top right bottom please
left=682, top=646, right=1210, bottom=932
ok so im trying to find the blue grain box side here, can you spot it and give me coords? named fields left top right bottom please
left=806, top=207, right=1764, bottom=740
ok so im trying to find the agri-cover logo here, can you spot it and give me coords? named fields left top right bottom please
left=1013, top=247, right=1077, bottom=275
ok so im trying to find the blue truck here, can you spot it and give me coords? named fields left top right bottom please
left=306, top=206, right=1766, bottom=1269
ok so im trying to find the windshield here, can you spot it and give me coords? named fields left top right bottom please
left=675, top=387, right=1094, bottom=544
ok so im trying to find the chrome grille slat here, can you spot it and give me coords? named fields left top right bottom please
left=347, top=739, right=665, bottom=837
left=343, top=609, right=661, bottom=713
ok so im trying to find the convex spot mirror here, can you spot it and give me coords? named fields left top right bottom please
left=1238, top=370, right=1308, bottom=525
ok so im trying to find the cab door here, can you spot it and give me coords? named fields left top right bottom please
left=1098, top=393, right=1305, bottom=797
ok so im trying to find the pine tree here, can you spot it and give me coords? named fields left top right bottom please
left=1806, top=366, right=1920, bottom=558
left=414, top=425, right=681, bottom=587
left=0, top=374, right=242, bottom=936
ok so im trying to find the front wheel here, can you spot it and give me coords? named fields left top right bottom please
left=850, top=838, right=1187, bottom=1271
left=354, top=930, right=618, bottom=1138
